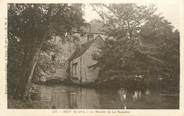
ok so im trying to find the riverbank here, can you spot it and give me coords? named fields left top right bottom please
left=34, top=76, right=179, bottom=94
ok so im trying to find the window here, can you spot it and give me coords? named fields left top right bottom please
left=72, top=63, right=78, bottom=76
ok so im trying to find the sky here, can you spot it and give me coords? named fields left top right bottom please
left=83, top=0, right=181, bottom=30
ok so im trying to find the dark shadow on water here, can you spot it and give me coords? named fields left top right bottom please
left=27, top=84, right=179, bottom=109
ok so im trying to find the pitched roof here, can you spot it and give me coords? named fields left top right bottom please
left=68, top=40, right=94, bottom=61
left=68, top=35, right=104, bottom=61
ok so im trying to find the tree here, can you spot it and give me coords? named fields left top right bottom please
left=92, top=4, right=179, bottom=85
left=92, top=4, right=156, bottom=79
left=8, top=4, right=85, bottom=99
left=140, top=15, right=179, bottom=79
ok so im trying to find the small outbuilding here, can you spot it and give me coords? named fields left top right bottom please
left=67, top=35, right=104, bottom=84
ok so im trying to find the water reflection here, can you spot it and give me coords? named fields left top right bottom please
left=32, top=85, right=178, bottom=109
left=145, top=89, right=150, bottom=95
left=118, top=88, right=127, bottom=109
left=132, top=90, right=142, bottom=101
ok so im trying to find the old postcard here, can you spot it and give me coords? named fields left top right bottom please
left=0, top=0, right=183, bottom=116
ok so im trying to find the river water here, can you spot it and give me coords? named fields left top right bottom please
left=31, top=84, right=179, bottom=109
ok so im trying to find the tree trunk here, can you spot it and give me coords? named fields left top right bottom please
left=24, top=46, right=42, bottom=100
left=14, top=42, right=43, bottom=100
left=14, top=49, right=32, bottom=99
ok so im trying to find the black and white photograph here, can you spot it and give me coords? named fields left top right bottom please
left=5, top=1, right=181, bottom=110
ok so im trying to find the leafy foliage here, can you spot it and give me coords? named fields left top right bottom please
left=140, top=15, right=179, bottom=76
left=8, top=4, right=85, bottom=98
left=92, top=4, right=179, bottom=85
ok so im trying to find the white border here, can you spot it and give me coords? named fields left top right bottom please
left=0, top=0, right=183, bottom=116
